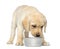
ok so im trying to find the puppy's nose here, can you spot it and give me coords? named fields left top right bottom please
left=36, top=34, right=40, bottom=37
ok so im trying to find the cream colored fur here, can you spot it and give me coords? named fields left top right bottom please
left=7, top=5, right=47, bottom=46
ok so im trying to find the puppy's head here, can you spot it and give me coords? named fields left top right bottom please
left=29, top=15, right=47, bottom=37
left=30, top=21, right=43, bottom=37
left=22, top=14, right=47, bottom=37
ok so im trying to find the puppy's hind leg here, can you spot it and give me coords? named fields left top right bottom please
left=7, top=13, right=17, bottom=44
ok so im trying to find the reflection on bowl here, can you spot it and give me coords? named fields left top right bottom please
left=24, top=37, right=43, bottom=47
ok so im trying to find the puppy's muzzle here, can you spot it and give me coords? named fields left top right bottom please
left=36, top=33, right=40, bottom=37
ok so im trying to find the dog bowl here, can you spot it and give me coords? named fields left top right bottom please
left=24, top=37, right=43, bottom=47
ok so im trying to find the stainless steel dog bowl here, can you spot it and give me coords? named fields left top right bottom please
left=24, top=37, right=43, bottom=47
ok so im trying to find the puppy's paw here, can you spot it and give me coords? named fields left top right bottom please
left=7, top=41, right=13, bottom=44
left=42, top=42, right=48, bottom=46
left=15, top=42, right=23, bottom=46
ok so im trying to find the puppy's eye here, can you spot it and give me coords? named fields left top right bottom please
left=32, top=25, right=36, bottom=28
left=41, top=26, right=43, bottom=28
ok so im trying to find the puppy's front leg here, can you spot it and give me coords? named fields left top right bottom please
left=24, top=31, right=29, bottom=38
left=40, top=33, right=48, bottom=46
left=16, top=24, right=23, bottom=46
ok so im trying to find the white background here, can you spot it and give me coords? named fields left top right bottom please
left=0, top=0, right=60, bottom=49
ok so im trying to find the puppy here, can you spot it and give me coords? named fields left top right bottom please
left=7, top=5, right=47, bottom=46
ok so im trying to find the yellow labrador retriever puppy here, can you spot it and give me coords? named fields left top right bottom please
left=7, top=5, right=47, bottom=46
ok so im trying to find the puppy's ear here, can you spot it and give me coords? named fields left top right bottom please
left=44, top=20, right=47, bottom=33
left=22, top=17, right=30, bottom=32
left=42, top=14, right=47, bottom=33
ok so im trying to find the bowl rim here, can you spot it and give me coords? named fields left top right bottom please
left=24, top=37, right=43, bottom=39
